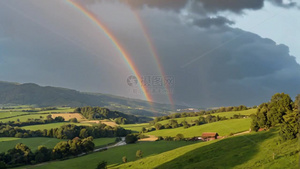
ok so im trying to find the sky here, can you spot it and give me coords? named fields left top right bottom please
left=1, top=0, right=300, bottom=108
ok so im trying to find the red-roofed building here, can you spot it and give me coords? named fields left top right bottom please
left=201, top=132, right=219, bottom=141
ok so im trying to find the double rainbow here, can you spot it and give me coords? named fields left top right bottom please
left=65, top=0, right=174, bottom=108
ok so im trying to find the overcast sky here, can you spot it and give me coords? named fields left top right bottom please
left=1, top=0, right=300, bottom=107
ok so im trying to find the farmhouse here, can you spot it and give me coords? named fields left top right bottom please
left=201, top=132, right=219, bottom=141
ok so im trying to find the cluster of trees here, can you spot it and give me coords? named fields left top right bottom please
left=156, top=134, right=185, bottom=141
left=74, top=107, right=152, bottom=124
left=151, top=105, right=249, bottom=124
left=0, top=137, right=94, bottom=168
left=250, top=93, right=300, bottom=141
left=0, top=123, right=128, bottom=139
left=1, top=115, right=65, bottom=127
left=151, top=115, right=228, bottom=131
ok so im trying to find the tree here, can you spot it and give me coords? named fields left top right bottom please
left=136, top=150, right=143, bottom=158
left=175, top=134, right=184, bottom=141
left=69, top=118, right=78, bottom=123
left=141, top=127, right=147, bottom=133
left=54, top=116, right=65, bottom=122
left=79, top=128, right=88, bottom=138
left=96, top=161, right=107, bottom=169
left=169, top=120, right=179, bottom=128
left=122, top=156, right=127, bottom=163
left=0, top=161, right=6, bottom=169
left=125, top=134, right=138, bottom=144
left=181, top=120, right=190, bottom=129
left=35, top=146, right=50, bottom=163
left=279, top=94, right=300, bottom=141
left=155, top=123, right=163, bottom=130
left=15, top=132, right=23, bottom=138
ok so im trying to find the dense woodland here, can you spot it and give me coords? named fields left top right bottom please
left=74, top=107, right=152, bottom=124
left=250, top=93, right=300, bottom=141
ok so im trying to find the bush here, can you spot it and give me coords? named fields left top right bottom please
left=69, top=118, right=78, bottom=123
left=96, top=161, right=107, bottom=169
left=125, top=134, right=138, bottom=144
left=175, top=134, right=184, bottom=141
left=136, top=150, right=143, bottom=158
left=122, top=156, right=127, bottom=163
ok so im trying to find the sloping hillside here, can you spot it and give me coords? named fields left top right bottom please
left=115, top=129, right=299, bottom=169
left=0, top=81, right=184, bottom=116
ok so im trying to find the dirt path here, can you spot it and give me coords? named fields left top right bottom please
left=232, top=130, right=250, bottom=136
left=139, top=135, right=158, bottom=142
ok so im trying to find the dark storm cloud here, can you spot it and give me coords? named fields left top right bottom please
left=121, top=0, right=264, bottom=13
left=193, top=16, right=234, bottom=28
left=137, top=9, right=300, bottom=106
left=1, top=0, right=300, bottom=107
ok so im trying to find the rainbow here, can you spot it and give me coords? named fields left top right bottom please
left=133, top=11, right=175, bottom=108
left=65, top=0, right=153, bottom=103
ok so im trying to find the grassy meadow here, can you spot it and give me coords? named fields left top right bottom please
left=0, top=137, right=65, bottom=153
left=0, top=137, right=116, bottom=153
left=20, top=122, right=92, bottom=130
left=157, top=109, right=256, bottom=125
left=0, top=107, right=75, bottom=122
left=147, top=118, right=251, bottom=137
left=115, top=129, right=299, bottom=169
left=16, top=141, right=197, bottom=169
left=120, top=123, right=150, bottom=133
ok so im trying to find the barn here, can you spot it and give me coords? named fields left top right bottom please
left=201, top=132, right=219, bottom=141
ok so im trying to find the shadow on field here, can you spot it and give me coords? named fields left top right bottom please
left=156, top=130, right=276, bottom=169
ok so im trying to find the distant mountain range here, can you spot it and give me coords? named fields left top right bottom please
left=0, top=81, right=188, bottom=116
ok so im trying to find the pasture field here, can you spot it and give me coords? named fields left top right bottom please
left=93, top=138, right=116, bottom=148
left=0, top=137, right=116, bottom=153
left=0, top=114, right=49, bottom=122
left=147, top=118, right=251, bottom=137
left=0, top=111, right=30, bottom=119
left=20, top=122, right=92, bottom=130
left=115, top=129, right=299, bottom=169
left=51, top=113, right=85, bottom=121
left=120, top=123, right=150, bottom=132
left=157, top=109, right=256, bottom=125
left=17, top=141, right=197, bottom=169
left=0, top=137, right=64, bottom=153
left=0, top=107, right=76, bottom=122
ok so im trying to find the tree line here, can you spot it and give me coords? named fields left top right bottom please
left=1, top=115, right=65, bottom=127
left=0, top=123, right=128, bottom=139
left=0, top=137, right=95, bottom=168
left=74, top=107, right=152, bottom=124
left=146, top=114, right=229, bottom=132
left=250, top=93, right=300, bottom=141
left=151, top=105, right=249, bottom=123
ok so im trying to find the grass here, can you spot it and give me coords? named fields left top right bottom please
left=0, top=137, right=65, bottom=153
left=0, top=137, right=116, bottom=153
left=20, top=122, right=92, bottom=130
left=93, top=138, right=117, bottom=148
left=147, top=118, right=251, bottom=137
left=16, top=141, right=197, bottom=169
left=115, top=128, right=299, bottom=169
left=0, top=111, right=30, bottom=119
left=155, top=109, right=256, bottom=126
left=120, top=123, right=150, bottom=133
left=0, top=107, right=75, bottom=122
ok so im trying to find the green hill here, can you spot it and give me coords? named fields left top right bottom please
left=147, top=118, right=251, bottom=137
left=0, top=81, right=185, bottom=116
left=154, top=109, right=256, bottom=125
left=115, top=129, right=299, bottom=169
